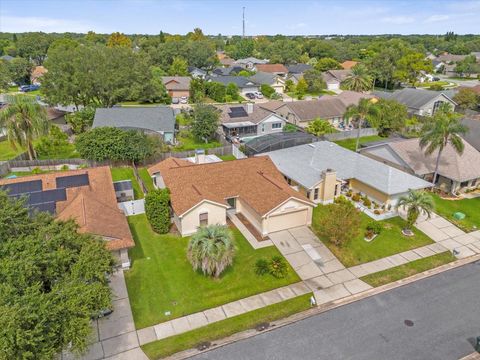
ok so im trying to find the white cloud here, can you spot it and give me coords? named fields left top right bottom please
left=424, top=14, right=450, bottom=23
left=0, top=15, right=108, bottom=33
left=380, top=16, right=415, bottom=24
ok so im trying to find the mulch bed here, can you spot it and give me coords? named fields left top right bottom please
left=235, top=213, right=270, bottom=242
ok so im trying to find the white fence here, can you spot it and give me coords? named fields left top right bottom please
left=323, top=128, right=378, bottom=142
left=232, top=144, right=247, bottom=159
left=118, top=199, right=145, bottom=216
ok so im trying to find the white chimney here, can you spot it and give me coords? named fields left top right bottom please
left=246, top=102, right=254, bottom=114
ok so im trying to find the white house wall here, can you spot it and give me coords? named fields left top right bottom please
left=179, top=201, right=227, bottom=236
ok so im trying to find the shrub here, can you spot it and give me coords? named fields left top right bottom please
left=366, top=221, right=383, bottom=235
left=31, top=167, right=42, bottom=174
left=346, top=190, right=353, bottom=197
left=315, top=202, right=361, bottom=247
left=363, top=198, right=372, bottom=207
left=35, top=125, right=71, bottom=158
left=429, top=84, right=444, bottom=91
left=60, top=165, right=69, bottom=171
left=268, top=256, right=288, bottom=278
left=374, top=209, right=381, bottom=215
left=351, top=193, right=361, bottom=202
left=254, top=258, right=269, bottom=276
left=334, top=195, right=350, bottom=205
left=145, top=188, right=171, bottom=234
left=260, top=84, right=275, bottom=99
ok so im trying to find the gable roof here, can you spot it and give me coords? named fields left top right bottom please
left=217, top=103, right=283, bottom=126
left=93, top=107, right=175, bottom=133
left=323, top=69, right=352, bottom=83
left=321, top=91, right=375, bottom=107
left=255, top=64, right=289, bottom=74
left=436, top=53, right=467, bottom=63
left=148, top=157, right=312, bottom=217
left=374, top=88, right=456, bottom=110
left=278, top=98, right=347, bottom=121
left=0, top=167, right=134, bottom=251
left=249, top=71, right=283, bottom=86
left=233, top=57, right=268, bottom=65
left=212, top=66, right=244, bottom=76
left=461, top=113, right=480, bottom=152
left=341, top=61, right=358, bottom=70
left=365, top=138, right=480, bottom=182
left=263, top=141, right=431, bottom=195
left=161, top=76, right=191, bottom=90
left=286, top=64, right=312, bottom=74
left=206, top=75, right=258, bottom=88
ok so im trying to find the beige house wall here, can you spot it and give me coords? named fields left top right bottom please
left=349, top=179, right=390, bottom=204
left=179, top=201, right=227, bottom=237
left=264, top=198, right=313, bottom=234
left=168, top=90, right=190, bottom=98
left=236, top=199, right=263, bottom=234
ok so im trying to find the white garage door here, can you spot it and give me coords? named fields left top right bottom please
left=267, top=209, right=308, bottom=233
left=273, top=85, right=284, bottom=94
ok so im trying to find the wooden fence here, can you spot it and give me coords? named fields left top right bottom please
left=323, top=128, right=378, bottom=141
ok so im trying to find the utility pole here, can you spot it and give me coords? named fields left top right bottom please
left=242, top=6, right=245, bottom=38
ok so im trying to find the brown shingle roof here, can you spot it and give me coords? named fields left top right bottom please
left=280, top=98, right=347, bottom=121
left=341, top=61, right=358, bottom=70
left=148, top=157, right=312, bottom=216
left=216, top=103, right=280, bottom=125
left=0, top=167, right=134, bottom=251
left=387, top=138, right=480, bottom=182
left=255, top=64, right=289, bottom=73
left=162, top=77, right=191, bottom=90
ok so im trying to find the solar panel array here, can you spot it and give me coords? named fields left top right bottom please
left=229, top=107, right=248, bottom=118
left=1, top=173, right=90, bottom=215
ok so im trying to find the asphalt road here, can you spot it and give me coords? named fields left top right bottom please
left=193, top=262, right=480, bottom=360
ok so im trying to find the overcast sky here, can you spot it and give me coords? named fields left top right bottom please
left=1, top=0, right=479, bottom=35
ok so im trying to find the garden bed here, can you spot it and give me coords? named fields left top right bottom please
left=124, top=214, right=299, bottom=329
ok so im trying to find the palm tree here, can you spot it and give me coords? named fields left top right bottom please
left=342, top=64, right=373, bottom=92
left=419, top=104, right=467, bottom=188
left=397, top=190, right=434, bottom=230
left=0, top=95, right=49, bottom=160
left=187, top=225, right=235, bottom=278
left=305, top=118, right=336, bottom=137
left=345, top=98, right=379, bottom=152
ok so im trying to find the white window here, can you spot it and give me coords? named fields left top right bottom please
left=314, top=188, right=319, bottom=200
left=272, top=123, right=282, bottom=129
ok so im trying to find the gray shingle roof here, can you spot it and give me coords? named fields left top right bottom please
left=249, top=72, right=278, bottom=85
left=287, top=64, right=312, bottom=74
left=373, top=88, right=456, bottom=110
left=206, top=75, right=258, bottom=88
left=93, top=107, right=175, bottom=133
left=263, top=141, right=431, bottom=195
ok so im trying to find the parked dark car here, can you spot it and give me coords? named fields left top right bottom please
left=19, top=84, right=40, bottom=92
left=245, top=93, right=255, bottom=100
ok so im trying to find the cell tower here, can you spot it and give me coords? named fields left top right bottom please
left=242, top=6, right=245, bottom=38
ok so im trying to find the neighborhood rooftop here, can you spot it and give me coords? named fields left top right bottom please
left=374, top=88, right=457, bottom=111
left=262, top=141, right=432, bottom=195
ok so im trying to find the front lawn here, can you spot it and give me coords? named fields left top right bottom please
left=141, top=293, right=312, bottom=359
left=431, top=194, right=480, bottom=232
left=334, top=135, right=385, bottom=152
left=312, top=206, right=434, bottom=267
left=110, top=167, right=143, bottom=199
left=138, top=168, right=156, bottom=193
left=125, top=214, right=300, bottom=329
left=174, top=132, right=221, bottom=152
left=360, top=252, right=456, bottom=287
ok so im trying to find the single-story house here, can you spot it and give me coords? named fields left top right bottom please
left=374, top=88, right=457, bottom=116
left=161, top=76, right=191, bottom=99
left=286, top=63, right=312, bottom=74
left=255, top=64, right=289, bottom=77
left=360, top=138, right=480, bottom=194
left=340, top=60, right=358, bottom=70
left=188, top=66, right=207, bottom=79
left=218, top=102, right=286, bottom=141
left=461, top=112, right=480, bottom=151
left=206, top=75, right=260, bottom=95
left=212, top=66, right=244, bottom=76
left=0, top=167, right=135, bottom=268
left=288, top=73, right=304, bottom=85
left=93, top=107, right=176, bottom=144
left=436, top=53, right=468, bottom=63
left=217, top=51, right=235, bottom=67
left=249, top=72, right=286, bottom=93
left=31, top=66, right=47, bottom=85
left=262, top=141, right=431, bottom=206
left=322, top=69, right=352, bottom=91
left=233, top=57, right=269, bottom=70
left=147, top=156, right=314, bottom=237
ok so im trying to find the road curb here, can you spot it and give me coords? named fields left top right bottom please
left=164, top=253, right=480, bottom=360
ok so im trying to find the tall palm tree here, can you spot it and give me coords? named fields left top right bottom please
left=419, top=104, right=467, bottom=187
left=0, top=95, right=49, bottom=160
left=342, top=64, right=373, bottom=92
left=345, top=98, right=379, bottom=152
left=187, top=225, right=235, bottom=278
left=397, top=190, right=434, bottom=230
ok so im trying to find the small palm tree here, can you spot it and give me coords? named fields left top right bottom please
left=419, top=104, right=467, bottom=188
left=305, top=118, right=336, bottom=136
left=342, top=64, right=373, bottom=92
left=187, top=225, right=235, bottom=278
left=397, top=190, right=434, bottom=230
left=0, top=95, right=49, bottom=160
left=345, top=98, right=379, bottom=152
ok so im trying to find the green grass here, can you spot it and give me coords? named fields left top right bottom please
left=219, top=154, right=236, bottom=161
left=4, top=169, right=53, bottom=178
left=311, top=206, right=434, bottom=267
left=124, top=214, right=300, bottom=329
left=110, top=167, right=144, bottom=199
left=416, top=81, right=450, bottom=88
left=334, top=135, right=385, bottom=151
left=36, top=143, right=79, bottom=160
left=174, top=133, right=222, bottom=152
left=0, top=140, right=25, bottom=161
left=431, top=194, right=480, bottom=232
left=360, top=252, right=456, bottom=287
left=141, top=293, right=313, bottom=359
left=138, top=168, right=155, bottom=193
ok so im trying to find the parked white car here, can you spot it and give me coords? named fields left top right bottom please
left=254, top=92, right=263, bottom=99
